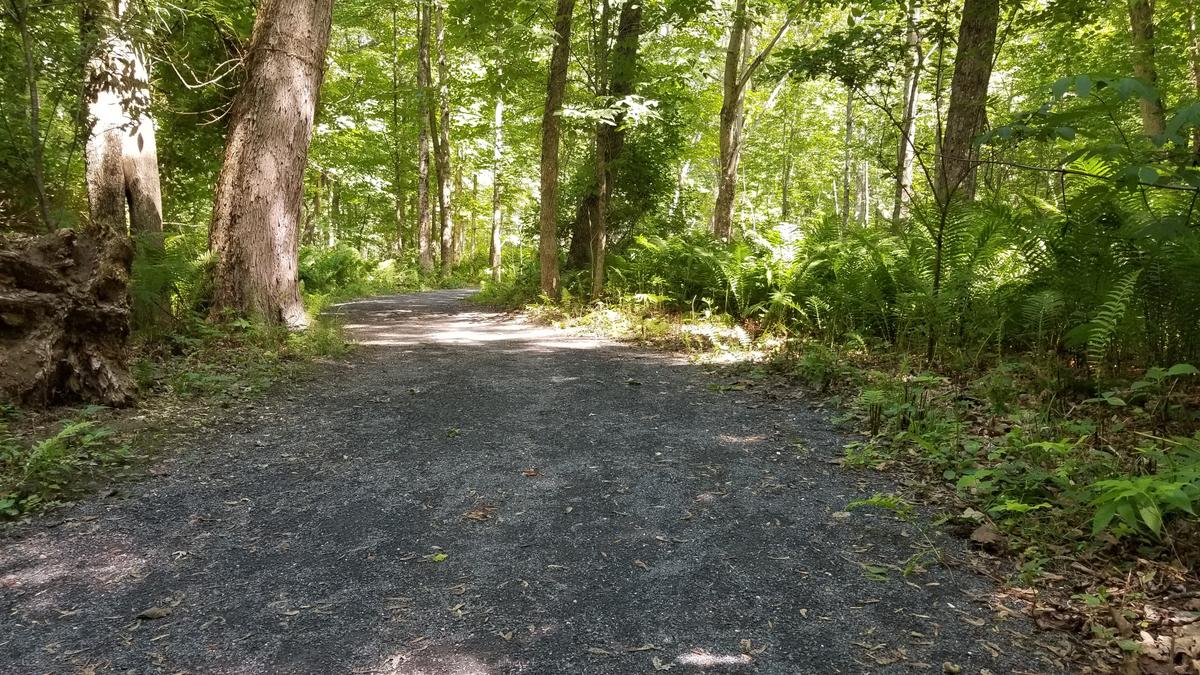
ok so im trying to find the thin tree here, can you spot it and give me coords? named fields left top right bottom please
left=490, top=97, right=504, bottom=281
left=416, top=0, right=435, bottom=273
left=713, top=0, right=794, bottom=240
left=892, top=0, right=922, bottom=224
left=209, top=0, right=334, bottom=328
left=538, top=0, right=575, bottom=300
left=1188, top=1, right=1200, bottom=159
left=390, top=1, right=405, bottom=253
left=934, top=0, right=999, bottom=204
left=6, top=0, right=54, bottom=230
left=432, top=0, right=455, bottom=271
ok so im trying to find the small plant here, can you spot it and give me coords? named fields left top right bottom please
left=0, top=419, right=130, bottom=518
left=848, top=492, right=915, bottom=521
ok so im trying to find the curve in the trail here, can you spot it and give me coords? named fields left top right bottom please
left=0, top=290, right=1062, bottom=674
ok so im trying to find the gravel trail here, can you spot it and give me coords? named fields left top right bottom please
left=0, top=290, right=1062, bottom=674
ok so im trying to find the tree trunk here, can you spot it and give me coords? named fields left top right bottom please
left=14, top=0, right=53, bottom=231
left=713, top=0, right=749, bottom=241
left=82, top=0, right=163, bottom=241
left=209, top=0, right=332, bottom=328
left=538, top=0, right=575, bottom=300
left=490, top=97, right=504, bottom=282
left=591, top=0, right=642, bottom=299
left=433, top=0, right=454, bottom=272
left=303, top=171, right=322, bottom=245
left=1129, top=0, right=1166, bottom=137
left=0, top=230, right=134, bottom=406
left=841, top=87, right=853, bottom=234
left=416, top=0, right=435, bottom=273
left=934, top=0, right=999, bottom=204
left=893, top=0, right=922, bottom=224
left=1188, top=3, right=1200, bottom=160
left=391, top=1, right=405, bottom=254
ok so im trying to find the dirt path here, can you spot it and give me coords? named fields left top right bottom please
left=1, top=290, right=1063, bottom=674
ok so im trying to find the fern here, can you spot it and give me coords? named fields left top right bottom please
left=1086, top=271, right=1141, bottom=371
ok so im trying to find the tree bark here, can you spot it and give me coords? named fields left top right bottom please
left=490, top=97, right=504, bottom=282
left=538, top=0, right=575, bottom=300
left=432, top=0, right=455, bottom=272
left=842, top=87, right=853, bottom=234
left=934, top=0, right=999, bottom=204
left=893, top=0, right=922, bottom=224
left=209, top=0, right=333, bottom=328
left=713, top=2, right=792, bottom=240
left=0, top=230, right=134, bottom=406
left=591, top=0, right=642, bottom=299
left=1128, top=0, right=1166, bottom=137
left=416, top=0, right=435, bottom=273
left=713, top=0, right=749, bottom=241
left=391, top=1, right=405, bottom=254
left=82, top=0, right=163, bottom=241
left=1188, top=2, right=1200, bottom=160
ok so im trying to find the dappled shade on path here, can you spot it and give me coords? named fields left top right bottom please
left=0, top=290, right=1061, bottom=674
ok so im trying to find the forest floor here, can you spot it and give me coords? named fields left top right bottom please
left=1, top=289, right=1072, bottom=674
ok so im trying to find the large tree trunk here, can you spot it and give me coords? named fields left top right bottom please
left=82, top=0, right=163, bottom=241
left=538, top=0, right=575, bottom=300
left=1129, top=0, right=1166, bottom=137
left=432, top=0, right=455, bottom=272
left=416, top=0, right=435, bottom=273
left=893, top=0, right=922, bottom=224
left=0, top=230, right=134, bottom=406
left=209, top=0, right=333, bottom=328
left=490, top=97, right=504, bottom=282
left=934, top=0, right=999, bottom=204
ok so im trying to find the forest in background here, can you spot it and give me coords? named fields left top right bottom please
left=2, top=0, right=1200, bottom=659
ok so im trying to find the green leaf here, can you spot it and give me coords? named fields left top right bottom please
left=1166, top=364, right=1198, bottom=377
left=1092, top=501, right=1117, bottom=536
left=1137, top=166, right=1159, bottom=185
left=1138, top=504, right=1162, bottom=535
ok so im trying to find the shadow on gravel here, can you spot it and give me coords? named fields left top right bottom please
left=0, top=289, right=1066, bottom=674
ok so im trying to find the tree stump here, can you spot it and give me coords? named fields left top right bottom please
left=0, top=229, right=134, bottom=407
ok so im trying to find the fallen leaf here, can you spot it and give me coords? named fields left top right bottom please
left=942, top=663, right=962, bottom=674
left=627, top=644, right=658, bottom=652
left=587, top=647, right=614, bottom=657
left=652, top=655, right=673, bottom=671
left=521, top=468, right=541, bottom=477
left=969, top=524, right=1005, bottom=551
left=137, top=607, right=171, bottom=620
left=499, top=630, right=514, bottom=641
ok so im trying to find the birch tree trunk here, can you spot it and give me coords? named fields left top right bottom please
left=416, top=0, right=435, bottom=273
left=1128, top=0, right=1165, bottom=137
left=934, top=0, right=999, bottom=204
left=83, top=0, right=163, bottom=241
left=490, top=97, right=504, bottom=282
left=841, top=87, right=853, bottom=234
left=538, top=0, right=575, bottom=300
left=209, top=0, right=333, bottom=328
left=893, top=0, right=922, bottom=224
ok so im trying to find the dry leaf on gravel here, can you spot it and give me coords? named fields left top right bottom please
left=136, top=607, right=171, bottom=620
left=462, top=503, right=496, bottom=522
